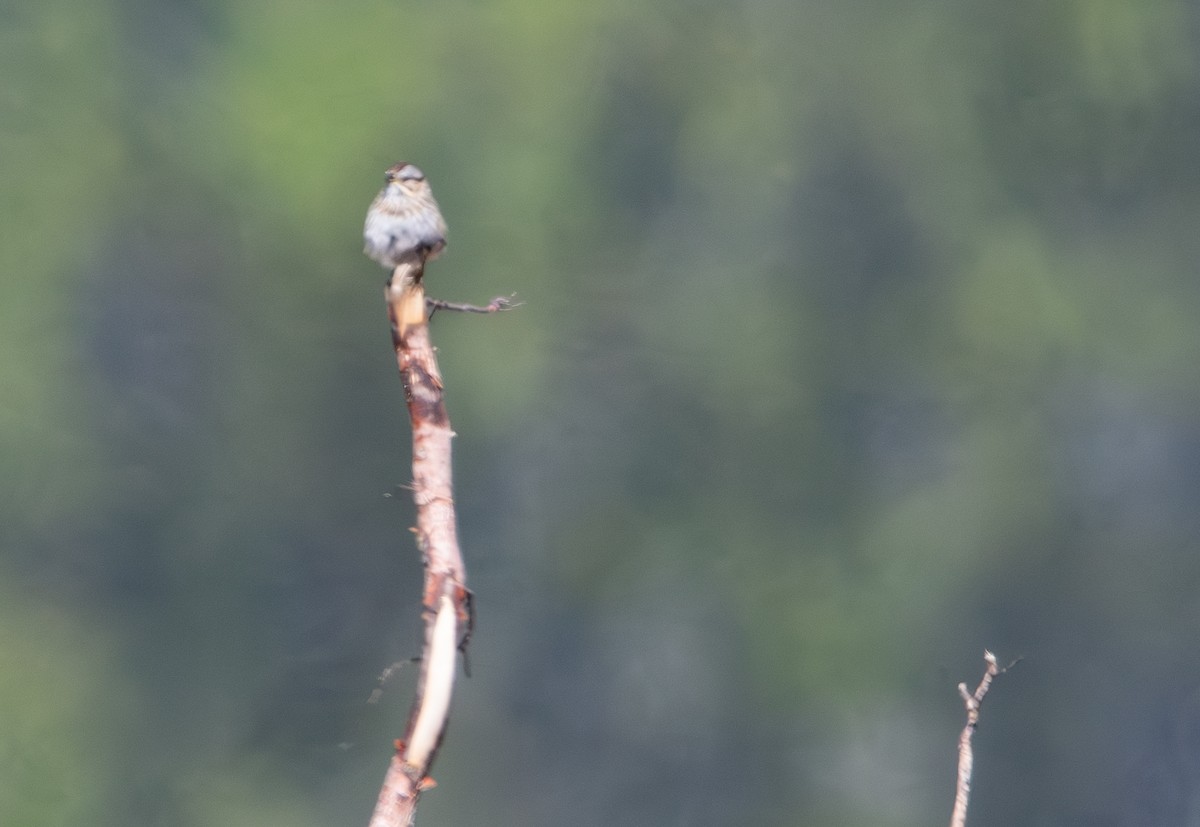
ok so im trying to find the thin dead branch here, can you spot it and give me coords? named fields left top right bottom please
left=427, top=293, right=521, bottom=316
left=949, top=650, right=1018, bottom=827
left=367, top=256, right=472, bottom=827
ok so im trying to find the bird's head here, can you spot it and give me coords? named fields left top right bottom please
left=385, top=163, right=426, bottom=185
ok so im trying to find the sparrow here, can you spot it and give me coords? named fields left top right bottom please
left=363, top=163, right=448, bottom=270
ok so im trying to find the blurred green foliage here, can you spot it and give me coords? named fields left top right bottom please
left=3, top=0, right=1200, bottom=824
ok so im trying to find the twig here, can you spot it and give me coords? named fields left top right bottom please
left=949, top=650, right=1018, bottom=827
left=368, top=255, right=471, bottom=827
left=426, top=293, right=521, bottom=317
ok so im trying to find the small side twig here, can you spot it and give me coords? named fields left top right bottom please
left=949, top=650, right=1018, bottom=827
left=426, top=293, right=521, bottom=317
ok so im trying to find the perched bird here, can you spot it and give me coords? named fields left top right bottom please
left=363, top=163, right=448, bottom=270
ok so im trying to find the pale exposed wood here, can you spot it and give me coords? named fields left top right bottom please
left=949, top=650, right=1016, bottom=827
left=367, top=256, right=470, bottom=827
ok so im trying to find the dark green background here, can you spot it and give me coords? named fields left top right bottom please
left=4, top=1, right=1200, bottom=824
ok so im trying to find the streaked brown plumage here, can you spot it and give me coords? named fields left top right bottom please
left=363, top=163, right=447, bottom=270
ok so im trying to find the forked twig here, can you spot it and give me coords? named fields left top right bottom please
left=949, top=650, right=1019, bottom=827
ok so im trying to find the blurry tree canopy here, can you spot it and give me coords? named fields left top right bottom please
left=3, top=1, right=1200, bottom=825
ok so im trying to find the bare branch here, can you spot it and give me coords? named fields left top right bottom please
left=949, top=650, right=1018, bottom=827
left=367, top=256, right=471, bottom=827
left=427, top=293, right=522, bottom=316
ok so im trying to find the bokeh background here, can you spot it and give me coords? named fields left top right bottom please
left=5, top=1, right=1200, bottom=825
